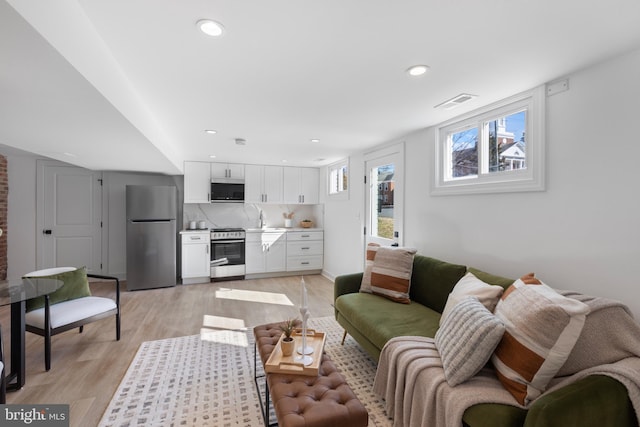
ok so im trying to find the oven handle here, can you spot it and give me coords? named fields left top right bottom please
left=211, top=239, right=245, bottom=244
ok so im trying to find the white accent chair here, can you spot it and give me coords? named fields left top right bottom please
left=23, top=267, right=121, bottom=371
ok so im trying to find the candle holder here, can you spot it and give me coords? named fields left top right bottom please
left=296, top=277, right=313, bottom=365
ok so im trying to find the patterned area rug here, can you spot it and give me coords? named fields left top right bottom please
left=99, top=316, right=392, bottom=426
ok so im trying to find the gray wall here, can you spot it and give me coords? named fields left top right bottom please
left=1, top=151, right=181, bottom=281
left=322, top=47, right=640, bottom=319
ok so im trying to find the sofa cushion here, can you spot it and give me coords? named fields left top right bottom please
left=335, top=293, right=440, bottom=350
left=440, top=272, right=504, bottom=326
left=491, top=274, right=590, bottom=406
left=435, top=296, right=505, bottom=386
left=369, top=247, right=417, bottom=304
left=359, top=243, right=380, bottom=293
left=409, top=256, right=467, bottom=313
left=24, top=266, right=92, bottom=312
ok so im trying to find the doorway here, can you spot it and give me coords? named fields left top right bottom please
left=364, top=143, right=404, bottom=248
left=36, top=160, right=103, bottom=272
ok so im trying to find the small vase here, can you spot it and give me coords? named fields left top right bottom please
left=284, top=219, right=292, bottom=228
left=281, top=337, right=295, bottom=356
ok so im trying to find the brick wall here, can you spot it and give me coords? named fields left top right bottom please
left=0, top=155, right=7, bottom=280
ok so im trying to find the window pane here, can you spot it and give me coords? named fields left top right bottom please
left=372, top=164, right=394, bottom=239
left=329, top=163, right=348, bottom=194
left=486, top=110, right=526, bottom=173
left=450, top=128, right=478, bottom=178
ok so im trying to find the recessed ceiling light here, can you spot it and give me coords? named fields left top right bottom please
left=406, top=65, right=430, bottom=77
left=204, top=129, right=217, bottom=134
left=209, top=155, right=217, bottom=158
left=197, top=19, right=224, bottom=37
left=310, top=139, right=320, bottom=143
left=63, top=152, right=76, bottom=157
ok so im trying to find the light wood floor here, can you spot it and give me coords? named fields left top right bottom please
left=0, top=274, right=337, bottom=427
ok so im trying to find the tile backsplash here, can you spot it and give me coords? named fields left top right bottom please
left=183, top=203, right=323, bottom=230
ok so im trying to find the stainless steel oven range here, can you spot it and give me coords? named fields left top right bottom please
left=210, top=228, right=246, bottom=281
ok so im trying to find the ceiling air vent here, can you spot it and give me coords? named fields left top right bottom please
left=434, top=93, right=477, bottom=110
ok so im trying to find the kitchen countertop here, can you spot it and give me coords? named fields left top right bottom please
left=245, top=227, right=323, bottom=232
left=180, top=228, right=210, bottom=234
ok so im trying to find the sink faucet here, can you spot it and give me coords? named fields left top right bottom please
left=259, top=210, right=265, bottom=228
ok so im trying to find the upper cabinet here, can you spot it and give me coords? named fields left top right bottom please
left=283, top=167, right=319, bottom=204
left=211, top=162, right=244, bottom=181
left=184, top=161, right=210, bottom=203
left=185, top=161, right=319, bottom=205
left=245, top=165, right=283, bottom=204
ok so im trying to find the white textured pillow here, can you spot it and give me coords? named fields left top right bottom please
left=440, top=272, right=505, bottom=326
left=491, top=274, right=590, bottom=406
left=435, top=296, right=506, bottom=386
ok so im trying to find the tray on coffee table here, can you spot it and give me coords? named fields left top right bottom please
left=264, top=329, right=326, bottom=376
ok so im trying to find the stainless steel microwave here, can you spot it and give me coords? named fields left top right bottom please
left=210, top=181, right=244, bottom=202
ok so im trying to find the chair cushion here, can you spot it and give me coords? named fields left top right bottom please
left=24, top=267, right=92, bottom=312
left=25, top=296, right=116, bottom=330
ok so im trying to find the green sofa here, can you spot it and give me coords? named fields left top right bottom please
left=334, top=254, right=638, bottom=427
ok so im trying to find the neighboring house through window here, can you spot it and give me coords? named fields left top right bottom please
left=433, top=85, right=545, bottom=195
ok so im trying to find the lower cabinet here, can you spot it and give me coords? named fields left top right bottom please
left=245, top=231, right=287, bottom=274
left=181, top=232, right=210, bottom=284
left=245, top=230, right=324, bottom=276
left=286, top=231, right=324, bottom=272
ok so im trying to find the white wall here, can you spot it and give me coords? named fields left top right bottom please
left=323, top=47, right=640, bottom=319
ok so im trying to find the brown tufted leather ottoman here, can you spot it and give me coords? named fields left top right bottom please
left=254, top=321, right=368, bottom=427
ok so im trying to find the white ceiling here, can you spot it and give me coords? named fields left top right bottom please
left=2, top=0, right=640, bottom=175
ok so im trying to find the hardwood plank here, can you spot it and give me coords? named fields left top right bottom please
left=0, top=274, right=336, bottom=426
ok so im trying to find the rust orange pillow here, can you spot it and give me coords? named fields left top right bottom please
left=491, top=274, right=590, bottom=405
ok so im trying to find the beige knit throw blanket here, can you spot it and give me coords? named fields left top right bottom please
left=372, top=293, right=640, bottom=427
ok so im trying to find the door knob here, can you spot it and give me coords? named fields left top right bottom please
left=43, top=229, right=52, bottom=235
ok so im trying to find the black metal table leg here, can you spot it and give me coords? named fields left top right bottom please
left=6, top=300, right=26, bottom=391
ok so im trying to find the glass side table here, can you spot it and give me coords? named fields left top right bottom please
left=0, top=277, right=63, bottom=391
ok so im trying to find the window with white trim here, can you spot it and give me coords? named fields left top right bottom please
left=433, top=86, right=545, bottom=195
left=328, top=158, right=349, bottom=199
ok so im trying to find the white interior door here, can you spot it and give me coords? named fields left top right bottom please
left=37, top=161, right=102, bottom=272
left=364, top=143, right=404, bottom=249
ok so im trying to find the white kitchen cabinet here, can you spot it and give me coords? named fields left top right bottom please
left=245, top=165, right=283, bottom=203
left=286, top=230, right=323, bottom=271
left=245, top=231, right=286, bottom=274
left=181, top=231, right=210, bottom=284
left=211, top=162, right=244, bottom=180
left=184, top=161, right=210, bottom=203
left=283, top=167, right=319, bottom=204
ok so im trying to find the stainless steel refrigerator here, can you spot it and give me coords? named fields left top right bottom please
left=126, top=185, right=177, bottom=290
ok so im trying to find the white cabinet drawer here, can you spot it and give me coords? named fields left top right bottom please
left=181, top=233, right=209, bottom=244
left=286, top=255, right=323, bottom=271
left=287, top=241, right=323, bottom=256
left=287, top=231, right=323, bottom=241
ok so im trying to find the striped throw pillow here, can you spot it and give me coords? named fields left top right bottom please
left=369, top=247, right=417, bottom=304
left=491, top=274, right=590, bottom=406
left=435, top=296, right=505, bottom=386
left=359, top=243, right=380, bottom=293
